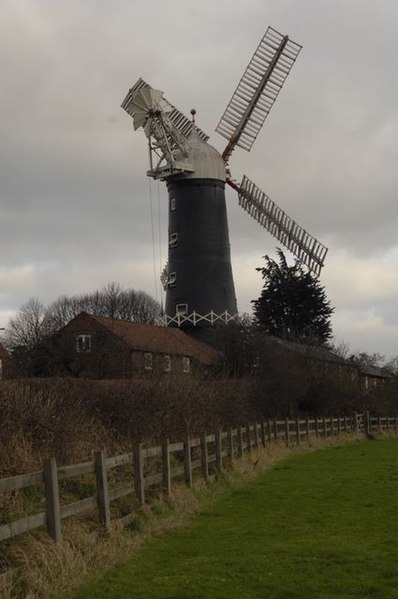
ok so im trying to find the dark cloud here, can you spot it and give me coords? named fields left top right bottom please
left=1, top=0, right=398, bottom=357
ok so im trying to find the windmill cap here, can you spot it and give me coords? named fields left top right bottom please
left=174, top=129, right=226, bottom=181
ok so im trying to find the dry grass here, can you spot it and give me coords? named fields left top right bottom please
left=0, top=377, right=258, bottom=477
left=2, top=376, right=391, bottom=597
left=0, top=433, right=366, bottom=599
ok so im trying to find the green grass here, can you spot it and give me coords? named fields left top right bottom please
left=74, top=438, right=398, bottom=598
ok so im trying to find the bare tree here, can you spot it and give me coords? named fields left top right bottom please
left=384, top=356, right=398, bottom=376
left=45, top=295, right=83, bottom=331
left=349, top=352, right=385, bottom=369
left=7, top=284, right=162, bottom=353
left=5, top=298, right=52, bottom=350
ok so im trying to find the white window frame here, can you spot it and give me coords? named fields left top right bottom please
left=76, top=334, right=92, bottom=353
left=144, top=352, right=153, bottom=371
left=169, top=232, right=178, bottom=247
left=176, top=303, right=188, bottom=316
left=163, top=354, right=171, bottom=372
left=170, top=197, right=176, bottom=211
left=182, top=356, right=190, bottom=374
left=168, top=272, right=176, bottom=288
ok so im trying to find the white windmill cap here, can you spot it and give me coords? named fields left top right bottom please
left=173, top=127, right=226, bottom=181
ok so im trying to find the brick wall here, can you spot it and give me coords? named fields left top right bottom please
left=49, top=315, right=198, bottom=379
left=50, top=317, right=132, bottom=378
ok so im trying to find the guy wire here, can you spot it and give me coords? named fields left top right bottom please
left=148, top=178, right=159, bottom=303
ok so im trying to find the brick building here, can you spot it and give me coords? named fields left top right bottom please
left=359, top=365, right=388, bottom=392
left=48, top=312, right=220, bottom=379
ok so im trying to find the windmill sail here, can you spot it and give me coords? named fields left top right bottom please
left=216, top=27, right=302, bottom=161
left=238, top=175, right=327, bottom=276
left=122, top=78, right=209, bottom=142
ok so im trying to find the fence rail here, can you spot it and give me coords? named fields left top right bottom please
left=0, top=413, right=396, bottom=546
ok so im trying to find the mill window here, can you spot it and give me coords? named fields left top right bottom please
left=169, top=232, right=178, bottom=247
left=182, top=356, right=190, bottom=374
left=168, top=272, right=176, bottom=288
left=76, top=334, right=92, bottom=353
left=176, top=303, right=188, bottom=316
left=170, top=197, right=176, bottom=211
left=0, top=359, right=2, bottom=380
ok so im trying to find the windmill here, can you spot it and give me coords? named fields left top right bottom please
left=121, top=26, right=327, bottom=339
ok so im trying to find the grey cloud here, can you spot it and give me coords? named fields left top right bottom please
left=1, top=0, right=398, bottom=357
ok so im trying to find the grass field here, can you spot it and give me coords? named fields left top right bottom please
left=74, top=438, right=398, bottom=599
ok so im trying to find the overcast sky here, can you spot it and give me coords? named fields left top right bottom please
left=1, top=0, right=398, bottom=359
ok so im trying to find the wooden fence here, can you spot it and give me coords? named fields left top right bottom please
left=1, top=413, right=397, bottom=547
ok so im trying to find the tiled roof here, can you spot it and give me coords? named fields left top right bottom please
left=360, top=365, right=387, bottom=379
left=78, top=313, right=221, bottom=366
left=263, top=335, right=350, bottom=365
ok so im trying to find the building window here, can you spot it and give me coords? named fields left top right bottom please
left=163, top=354, right=171, bottom=372
left=76, top=334, right=92, bottom=353
left=169, top=232, right=178, bottom=247
left=170, top=197, right=176, bottom=211
left=182, top=356, right=190, bottom=373
left=144, top=352, right=153, bottom=371
left=176, top=303, right=188, bottom=316
left=168, top=272, right=176, bottom=288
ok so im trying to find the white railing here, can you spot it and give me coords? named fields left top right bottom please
left=160, top=310, right=239, bottom=327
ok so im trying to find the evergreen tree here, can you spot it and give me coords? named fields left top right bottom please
left=252, top=249, right=334, bottom=345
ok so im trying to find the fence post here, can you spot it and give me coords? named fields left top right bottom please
left=323, top=416, right=327, bottom=438
left=228, top=427, right=234, bottom=458
left=237, top=426, right=244, bottom=457
left=353, top=412, right=359, bottom=432
left=254, top=422, right=260, bottom=448
left=273, top=418, right=278, bottom=441
left=285, top=418, right=290, bottom=447
left=199, top=431, right=208, bottom=480
left=44, top=458, right=62, bottom=545
left=133, top=443, right=145, bottom=505
left=365, top=411, right=371, bottom=437
left=184, top=434, right=193, bottom=487
left=94, top=451, right=111, bottom=530
left=162, top=438, right=171, bottom=495
left=305, top=417, right=310, bottom=443
left=387, top=416, right=390, bottom=432
left=261, top=421, right=267, bottom=448
left=215, top=429, right=223, bottom=471
left=296, top=418, right=301, bottom=446
left=395, top=416, right=398, bottom=434
left=246, top=424, right=252, bottom=454
left=267, top=419, right=272, bottom=444
left=315, top=417, right=319, bottom=438
left=337, top=416, right=341, bottom=436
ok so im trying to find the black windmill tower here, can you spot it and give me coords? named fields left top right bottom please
left=122, top=27, right=328, bottom=346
